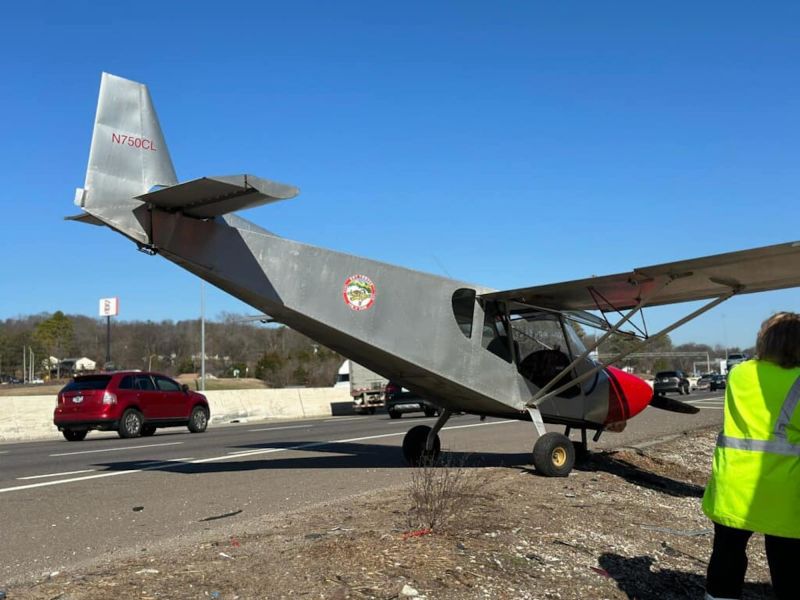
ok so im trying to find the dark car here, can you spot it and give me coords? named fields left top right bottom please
left=384, top=382, right=439, bottom=419
left=653, top=370, right=691, bottom=395
left=54, top=371, right=210, bottom=441
left=709, top=374, right=727, bottom=392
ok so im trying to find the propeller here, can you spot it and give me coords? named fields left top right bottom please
left=649, top=394, right=700, bottom=414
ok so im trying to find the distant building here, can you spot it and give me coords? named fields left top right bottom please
left=50, top=357, right=97, bottom=377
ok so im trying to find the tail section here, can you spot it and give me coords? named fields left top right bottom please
left=76, top=72, right=177, bottom=211
left=70, top=73, right=298, bottom=248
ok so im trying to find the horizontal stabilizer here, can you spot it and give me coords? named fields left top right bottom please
left=65, top=212, right=105, bottom=226
left=136, top=175, right=299, bottom=219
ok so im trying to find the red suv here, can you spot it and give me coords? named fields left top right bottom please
left=54, top=371, right=210, bottom=441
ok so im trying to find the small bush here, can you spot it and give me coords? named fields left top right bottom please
left=406, top=454, right=479, bottom=532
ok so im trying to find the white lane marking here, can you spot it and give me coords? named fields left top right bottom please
left=323, top=417, right=365, bottom=422
left=247, top=425, right=310, bottom=432
left=17, top=469, right=95, bottom=480
left=198, top=420, right=517, bottom=464
left=0, top=420, right=516, bottom=494
left=0, top=451, right=10, bottom=454
left=49, top=442, right=184, bottom=457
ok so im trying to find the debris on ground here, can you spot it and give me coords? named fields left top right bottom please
left=6, top=427, right=776, bottom=599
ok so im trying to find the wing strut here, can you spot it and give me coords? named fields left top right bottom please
left=526, top=289, right=737, bottom=408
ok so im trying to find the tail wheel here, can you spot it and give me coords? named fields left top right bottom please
left=388, top=410, right=401, bottom=420
left=532, top=432, right=575, bottom=477
left=119, top=409, right=143, bottom=438
left=402, top=425, right=441, bottom=466
left=188, top=405, right=209, bottom=433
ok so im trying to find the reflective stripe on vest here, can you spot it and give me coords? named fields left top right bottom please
left=717, top=432, right=800, bottom=457
left=775, top=375, right=800, bottom=439
left=717, top=375, right=800, bottom=457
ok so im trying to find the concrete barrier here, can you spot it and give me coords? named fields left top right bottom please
left=0, top=387, right=353, bottom=442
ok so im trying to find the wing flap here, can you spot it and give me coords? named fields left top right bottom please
left=481, top=241, right=800, bottom=311
left=135, top=174, right=299, bottom=219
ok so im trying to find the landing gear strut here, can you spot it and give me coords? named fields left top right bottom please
left=402, top=409, right=451, bottom=465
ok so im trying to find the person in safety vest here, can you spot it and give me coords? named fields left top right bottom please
left=703, top=312, right=800, bottom=600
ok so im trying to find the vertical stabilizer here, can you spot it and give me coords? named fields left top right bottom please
left=77, top=73, right=177, bottom=210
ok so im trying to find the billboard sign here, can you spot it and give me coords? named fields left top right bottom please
left=99, top=297, right=119, bottom=317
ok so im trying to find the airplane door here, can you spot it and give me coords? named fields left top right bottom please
left=508, top=312, right=591, bottom=402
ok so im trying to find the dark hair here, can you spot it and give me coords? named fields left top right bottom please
left=756, top=312, right=800, bottom=369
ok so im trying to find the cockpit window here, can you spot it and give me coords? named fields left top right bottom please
left=509, top=312, right=589, bottom=398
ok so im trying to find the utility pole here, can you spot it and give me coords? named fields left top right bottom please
left=200, top=281, right=206, bottom=392
left=22, top=346, right=26, bottom=384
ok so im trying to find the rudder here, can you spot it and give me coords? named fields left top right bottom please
left=77, top=72, right=177, bottom=210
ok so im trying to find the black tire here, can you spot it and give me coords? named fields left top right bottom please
left=402, top=425, right=441, bottom=466
left=62, top=429, right=88, bottom=442
left=140, top=424, right=157, bottom=437
left=532, top=432, right=575, bottom=477
left=368, top=407, right=376, bottom=415
left=423, top=407, right=437, bottom=418
left=388, top=410, right=401, bottom=420
left=188, top=405, right=209, bottom=433
left=118, top=409, right=143, bottom=438
left=684, top=384, right=690, bottom=395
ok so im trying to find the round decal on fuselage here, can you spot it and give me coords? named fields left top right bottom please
left=343, top=274, right=376, bottom=311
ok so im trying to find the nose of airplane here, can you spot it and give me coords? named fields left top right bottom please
left=604, top=366, right=654, bottom=425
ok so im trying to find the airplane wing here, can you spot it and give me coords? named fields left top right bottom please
left=480, top=241, right=800, bottom=311
left=135, top=174, right=299, bottom=219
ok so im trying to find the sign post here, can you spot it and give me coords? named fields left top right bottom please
left=99, top=297, right=119, bottom=368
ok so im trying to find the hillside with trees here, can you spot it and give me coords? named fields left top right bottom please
left=0, top=312, right=753, bottom=386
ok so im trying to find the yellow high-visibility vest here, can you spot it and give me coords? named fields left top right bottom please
left=702, top=360, right=800, bottom=538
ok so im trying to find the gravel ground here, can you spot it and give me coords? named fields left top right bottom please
left=4, top=426, right=777, bottom=599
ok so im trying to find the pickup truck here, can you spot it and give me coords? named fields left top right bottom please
left=385, top=382, right=439, bottom=419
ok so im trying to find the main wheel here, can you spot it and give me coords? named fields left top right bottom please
left=388, top=410, right=401, bottom=420
left=119, top=409, right=143, bottom=438
left=140, top=424, right=157, bottom=437
left=402, top=425, right=441, bottom=466
left=423, top=407, right=437, bottom=418
left=187, top=405, right=209, bottom=433
left=684, top=383, right=690, bottom=395
left=62, top=429, right=88, bottom=442
left=532, top=432, right=575, bottom=477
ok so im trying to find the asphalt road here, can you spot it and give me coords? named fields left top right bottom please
left=0, top=392, right=724, bottom=584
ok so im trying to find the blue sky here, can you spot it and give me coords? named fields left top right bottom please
left=1, top=1, right=798, bottom=349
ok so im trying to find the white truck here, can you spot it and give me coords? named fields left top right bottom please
left=334, top=360, right=388, bottom=414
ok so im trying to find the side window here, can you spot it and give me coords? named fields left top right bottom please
left=481, top=302, right=513, bottom=363
left=451, top=288, right=476, bottom=339
left=135, top=375, right=156, bottom=391
left=118, top=375, right=134, bottom=390
left=155, top=376, right=181, bottom=392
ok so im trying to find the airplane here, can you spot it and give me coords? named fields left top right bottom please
left=69, top=73, right=800, bottom=476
